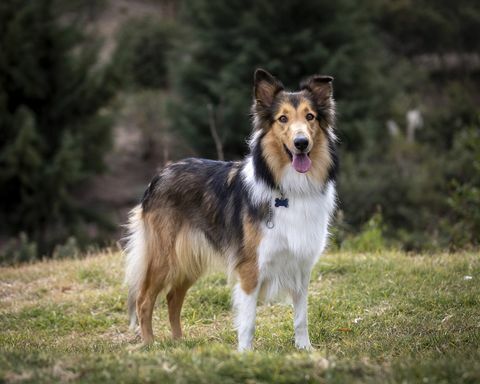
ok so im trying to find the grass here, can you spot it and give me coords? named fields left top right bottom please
left=0, top=250, right=479, bottom=383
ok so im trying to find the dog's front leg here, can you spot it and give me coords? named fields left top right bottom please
left=233, top=283, right=259, bottom=351
left=292, top=273, right=313, bottom=350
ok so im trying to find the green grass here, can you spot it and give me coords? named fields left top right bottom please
left=1, top=250, right=479, bottom=383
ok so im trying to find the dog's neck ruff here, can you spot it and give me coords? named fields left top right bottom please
left=242, top=130, right=328, bottom=211
left=242, top=153, right=330, bottom=232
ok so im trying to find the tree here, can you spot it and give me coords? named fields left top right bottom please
left=0, top=0, right=115, bottom=256
left=171, top=0, right=409, bottom=158
left=112, top=17, right=177, bottom=90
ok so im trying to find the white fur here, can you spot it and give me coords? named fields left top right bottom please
left=237, top=155, right=336, bottom=350
left=241, top=155, right=273, bottom=204
left=124, top=206, right=147, bottom=329
left=258, top=180, right=335, bottom=301
left=292, top=280, right=311, bottom=349
left=233, top=283, right=260, bottom=351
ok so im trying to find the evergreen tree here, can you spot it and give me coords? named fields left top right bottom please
left=171, top=0, right=409, bottom=158
left=0, top=0, right=115, bottom=256
left=112, top=17, right=177, bottom=90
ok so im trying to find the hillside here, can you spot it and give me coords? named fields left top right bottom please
left=1, top=251, right=479, bottom=383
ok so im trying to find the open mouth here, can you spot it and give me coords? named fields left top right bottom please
left=283, top=144, right=312, bottom=173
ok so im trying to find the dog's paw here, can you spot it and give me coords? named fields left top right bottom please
left=237, top=345, right=253, bottom=353
left=295, top=342, right=315, bottom=351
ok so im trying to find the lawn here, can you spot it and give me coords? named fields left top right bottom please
left=0, top=250, right=479, bottom=383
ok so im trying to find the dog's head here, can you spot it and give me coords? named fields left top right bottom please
left=252, top=69, right=335, bottom=179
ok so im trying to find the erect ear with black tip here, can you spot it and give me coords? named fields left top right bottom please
left=300, top=75, right=334, bottom=104
left=254, top=68, right=284, bottom=107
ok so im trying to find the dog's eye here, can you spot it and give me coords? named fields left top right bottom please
left=278, top=115, right=288, bottom=124
left=306, top=113, right=315, bottom=121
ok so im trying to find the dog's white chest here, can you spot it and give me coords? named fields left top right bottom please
left=257, top=181, right=336, bottom=298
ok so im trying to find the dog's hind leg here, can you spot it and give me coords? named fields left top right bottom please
left=136, top=262, right=168, bottom=345
left=166, top=279, right=193, bottom=340
left=134, top=210, right=181, bottom=345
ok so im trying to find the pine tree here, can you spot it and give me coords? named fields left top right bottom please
left=0, top=0, right=115, bottom=256
left=171, top=0, right=407, bottom=158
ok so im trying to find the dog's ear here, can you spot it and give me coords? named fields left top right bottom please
left=300, top=75, right=334, bottom=105
left=254, top=69, right=284, bottom=107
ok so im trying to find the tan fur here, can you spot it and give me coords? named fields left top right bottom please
left=261, top=129, right=290, bottom=186
left=235, top=214, right=261, bottom=294
left=135, top=211, right=176, bottom=343
left=167, top=280, right=193, bottom=339
left=227, top=166, right=239, bottom=186
left=263, top=97, right=333, bottom=185
left=308, top=128, right=333, bottom=185
left=174, top=225, right=223, bottom=281
left=135, top=210, right=225, bottom=344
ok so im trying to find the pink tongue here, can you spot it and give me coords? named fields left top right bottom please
left=292, top=153, right=312, bottom=173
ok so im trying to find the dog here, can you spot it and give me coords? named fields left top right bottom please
left=124, top=68, right=337, bottom=351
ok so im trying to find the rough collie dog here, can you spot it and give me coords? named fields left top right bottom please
left=124, top=69, right=337, bottom=351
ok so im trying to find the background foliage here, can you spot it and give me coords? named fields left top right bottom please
left=0, top=0, right=116, bottom=257
left=0, top=0, right=479, bottom=263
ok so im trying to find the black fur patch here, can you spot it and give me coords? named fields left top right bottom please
left=140, top=158, right=264, bottom=253
left=285, top=92, right=302, bottom=109
left=141, top=174, right=161, bottom=211
left=252, top=131, right=277, bottom=189
left=326, top=136, right=339, bottom=184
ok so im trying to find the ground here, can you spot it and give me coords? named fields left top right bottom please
left=0, top=250, right=479, bottom=383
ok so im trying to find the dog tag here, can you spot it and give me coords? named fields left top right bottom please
left=274, top=197, right=289, bottom=208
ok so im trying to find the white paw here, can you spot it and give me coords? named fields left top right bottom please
left=295, top=340, right=314, bottom=351
left=237, top=344, right=253, bottom=352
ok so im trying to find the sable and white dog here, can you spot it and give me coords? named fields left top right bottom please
left=124, top=69, right=337, bottom=351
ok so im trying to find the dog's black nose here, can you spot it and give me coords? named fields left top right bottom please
left=294, top=136, right=309, bottom=151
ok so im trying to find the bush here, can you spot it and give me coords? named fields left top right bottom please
left=339, top=211, right=390, bottom=252
left=340, top=137, right=450, bottom=250
left=0, top=233, right=38, bottom=266
left=442, top=128, right=480, bottom=249
left=52, top=237, right=81, bottom=260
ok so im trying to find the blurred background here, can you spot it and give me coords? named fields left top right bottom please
left=0, top=0, right=479, bottom=264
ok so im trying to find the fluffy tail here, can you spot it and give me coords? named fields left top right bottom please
left=124, top=205, right=147, bottom=330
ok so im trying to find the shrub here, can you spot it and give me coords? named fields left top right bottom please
left=340, top=211, right=390, bottom=253
left=0, top=233, right=38, bottom=266
left=442, top=128, right=480, bottom=249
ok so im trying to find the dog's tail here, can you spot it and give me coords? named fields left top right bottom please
left=124, top=205, right=147, bottom=330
